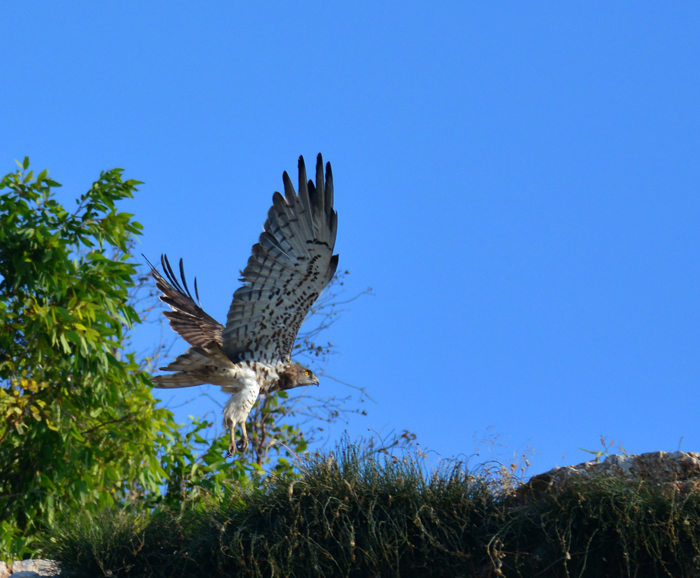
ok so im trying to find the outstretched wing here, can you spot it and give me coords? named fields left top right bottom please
left=145, top=254, right=225, bottom=347
left=221, top=154, right=339, bottom=364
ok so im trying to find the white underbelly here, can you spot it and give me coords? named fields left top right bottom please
left=223, top=382, right=261, bottom=427
left=220, top=366, right=262, bottom=428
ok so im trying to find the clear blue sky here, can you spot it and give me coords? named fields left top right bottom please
left=3, top=3, right=699, bottom=476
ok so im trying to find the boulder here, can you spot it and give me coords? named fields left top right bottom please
left=0, top=560, right=61, bottom=578
left=518, top=450, right=700, bottom=500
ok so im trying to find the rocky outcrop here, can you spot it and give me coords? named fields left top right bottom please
left=0, top=560, right=61, bottom=578
left=518, top=450, right=700, bottom=500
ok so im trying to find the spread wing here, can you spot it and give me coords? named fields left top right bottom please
left=221, top=153, right=339, bottom=364
left=145, top=254, right=224, bottom=347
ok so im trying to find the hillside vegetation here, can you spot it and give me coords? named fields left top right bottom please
left=40, top=442, right=700, bottom=578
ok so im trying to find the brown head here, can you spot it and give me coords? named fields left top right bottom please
left=277, top=364, right=320, bottom=391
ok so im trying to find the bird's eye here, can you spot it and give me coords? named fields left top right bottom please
left=305, top=370, right=310, bottom=376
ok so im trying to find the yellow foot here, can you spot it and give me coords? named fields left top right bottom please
left=226, top=437, right=249, bottom=457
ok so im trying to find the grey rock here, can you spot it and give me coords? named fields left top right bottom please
left=1, top=560, right=61, bottom=578
left=518, top=450, right=700, bottom=500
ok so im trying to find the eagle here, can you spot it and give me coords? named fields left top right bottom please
left=146, top=154, right=338, bottom=457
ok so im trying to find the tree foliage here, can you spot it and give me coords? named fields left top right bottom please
left=0, top=159, right=164, bottom=556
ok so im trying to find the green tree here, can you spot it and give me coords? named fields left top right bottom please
left=0, top=159, right=172, bottom=556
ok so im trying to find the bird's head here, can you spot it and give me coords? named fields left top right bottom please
left=278, top=364, right=320, bottom=390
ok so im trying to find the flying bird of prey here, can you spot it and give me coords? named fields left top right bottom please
left=146, top=154, right=338, bottom=456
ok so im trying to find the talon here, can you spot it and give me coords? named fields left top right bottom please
left=227, top=444, right=235, bottom=458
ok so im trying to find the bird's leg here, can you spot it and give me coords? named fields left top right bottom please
left=227, top=422, right=238, bottom=457
left=226, top=422, right=249, bottom=457
left=237, top=421, right=249, bottom=453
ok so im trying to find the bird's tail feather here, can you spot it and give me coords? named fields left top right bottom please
left=160, top=347, right=211, bottom=372
left=152, top=345, right=221, bottom=389
left=152, top=373, right=206, bottom=389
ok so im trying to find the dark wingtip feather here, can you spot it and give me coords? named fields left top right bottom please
left=324, top=161, right=334, bottom=213
left=316, top=154, right=324, bottom=188
left=194, top=277, right=201, bottom=306
left=307, top=178, right=318, bottom=207
left=161, top=254, right=184, bottom=294
left=298, top=155, right=308, bottom=195
left=329, top=253, right=339, bottom=278
left=142, top=253, right=157, bottom=273
left=313, top=154, right=324, bottom=211
left=178, top=258, right=194, bottom=301
left=161, top=254, right=176, bottom=286
left=282, top=171, right=296, bottom=202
